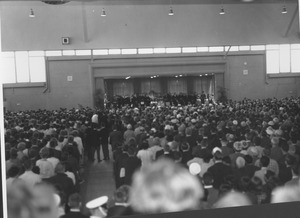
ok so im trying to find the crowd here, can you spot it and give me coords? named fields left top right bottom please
left=106, top=93, right=211, bottom=108
left=4, top=96, right=300, bottom=218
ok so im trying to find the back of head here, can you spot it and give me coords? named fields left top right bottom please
left=214, top=151, right=223, bottom=161
left=55, top=162, right=65, bottom=174
left=271, top=186, right=300, bottom=203
left=114, top=185, right=131, bottom=203
left=214, top=192, right=252, bottom=208
left=130, top=159, right=204, bottom=213
left=10, top=148, right=18, bottom=159
left=68, top=193, right=82, bottom=209
left=17, top=142, right=26, bottom=151
left=260, top=156, right=270, bottom=168
left=202, top=172, right=214, bottom=186
left=8, top=165, right=20, bottom=178
left=39, top=147, right=49, bottom=159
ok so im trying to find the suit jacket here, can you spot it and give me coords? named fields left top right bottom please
left=207, top=162, right=233, bottom=189
left=61, top=211, right=89, bottom=218
left=107, top=205, right=128, bottom=217
left=109, top=130, right=123, bottom=147
left=44, top=173, right=75, bottom=198
left=124, top=156, right=141, bottom=185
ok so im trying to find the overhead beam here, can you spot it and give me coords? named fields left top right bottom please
left=81, top=3, right=89, bottom=43
left=284, top=6, right=299, bottom=37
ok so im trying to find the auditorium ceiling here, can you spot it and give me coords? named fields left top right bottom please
left=0, top=0, right=297, bottom=5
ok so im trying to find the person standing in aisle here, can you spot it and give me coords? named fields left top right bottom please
left=99, top=122, right=110, bottom=161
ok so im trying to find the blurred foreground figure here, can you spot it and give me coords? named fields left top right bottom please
left=7, top=182, right=58, bottom=218
left=213, top=192, right=252, bottom=208
left=271, top=186, right=300, bottom=203
left=130, top=159, right=204, bottom=214
left=7, top=182, right=37, bottom=218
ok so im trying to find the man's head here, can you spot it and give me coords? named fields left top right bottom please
left=68, top=193, right=82, bottom=209
left=260, top=156, right=270, bottom=168
left=113, top=185, right=131, bottom=204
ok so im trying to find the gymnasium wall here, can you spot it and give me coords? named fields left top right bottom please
left=1, top=2, right=300, bottom=111
left=1, top=3, right=299, bottom=50
left=3, top=53, right=300, bottom=111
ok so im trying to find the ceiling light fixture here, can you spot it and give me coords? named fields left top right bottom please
left=282, top=5, right=287, bottom=14
left=101, top=8, right=107, bottom=17
left=29, top=8, right=35, bottom=18
left=125, top=76, right=131, bottom=80
left=219, top=7, right=225, bottom=15
left=169, top=6, right=174, bottom=16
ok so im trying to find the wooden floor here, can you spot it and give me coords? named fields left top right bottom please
left=80, top=146, right=116, bottom=215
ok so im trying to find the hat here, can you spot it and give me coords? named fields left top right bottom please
left=91, top=114, right=98, bottom=124
left=268, top=121, right=274, bottom=126
left=233, top=141, right=242, bottom=151
left=191, top=119, right=197, bottom=124
left=248, top=147, right=259, bottom=157
left=240, top=140, right=249, bottom=149
left=266, top=127, right=274, bottom=135
left=241, top=121, right=246, bottom=127
left=151, top=128, right=156, bottom=133
left=274, top=129, right=282, bottom=136
left=212, top=147, right=222, bottom=155
left=86, top=196, right=108, bottom=210
left=189, top=163, right=201, bottom=175
left=233, top=120, right=238, bottom=125
left=171, top=119, right=178, bottom=124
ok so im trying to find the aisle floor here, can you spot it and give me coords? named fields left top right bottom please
left=80, top=146, right=116, bottom=215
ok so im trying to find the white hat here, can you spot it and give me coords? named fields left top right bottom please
left=151, top=128, right=157, bottom=133
left=91, top=114, right=98, bottom=124
left=212, top=147, right=222, bottom=155
left=165, top=125, right=172, bottom=130
left=189, top=163, right=201, bottom=175
left=233, top=120, right=238, bottom=125
left=266, top=127, right=274, bottom=135
left=171, top=119, right=178, bottom=124
left=127, top=124, right=132, bottom=129
left=86, top=196, right=108, bottom=210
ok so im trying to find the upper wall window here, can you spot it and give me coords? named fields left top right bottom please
left=1, top=51, right=46, bottom=84
left=266, top=44, right=299, bottom=74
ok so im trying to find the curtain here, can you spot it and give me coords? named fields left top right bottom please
left=112, top=80, right=134, bottom=97
left=140, top=78, right=161, bottom=95
left=167, top=78, right=187, bottom=94
left=193, top=75, right=214, bottom=96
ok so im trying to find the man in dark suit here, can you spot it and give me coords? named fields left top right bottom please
left=181, top=142, right=193, bottom=165
left=61, top=193, right=88, bottom=218
left=86, top=123, right=101, bottom=162
left=109, top=125, right=123, bottom=152
left=114, top=146, right=129, bottom=188
left=99, top=122, right=110, bottom=160
left=124, top=146, right=141, bottom=186
left=207, top=151, right=233, bottom=189
left=44, top=162, right=75, bottom=202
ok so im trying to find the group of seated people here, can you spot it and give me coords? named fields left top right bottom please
left=106, top=93, right=210, bottom=108
left=3, top=96, right=300, bottom=218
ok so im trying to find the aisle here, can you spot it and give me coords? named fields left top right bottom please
left=80, top=147, right=116, bottom=215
